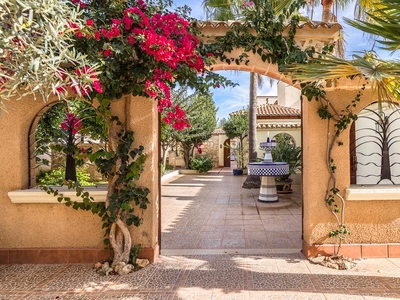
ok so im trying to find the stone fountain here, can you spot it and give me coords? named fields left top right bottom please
left=247, top=134, right=289, bottom=202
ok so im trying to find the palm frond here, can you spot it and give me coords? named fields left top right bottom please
left=284, top=52, right=400, bottom=103
left=344, top=0, right=400, bottom=52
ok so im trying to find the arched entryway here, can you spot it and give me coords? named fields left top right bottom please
left=160, top=64, right=304, bottom=256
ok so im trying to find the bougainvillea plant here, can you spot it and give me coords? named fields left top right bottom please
left=65, top=0, right=233, bottom=267
left=1, top=0, right=234, bottom=270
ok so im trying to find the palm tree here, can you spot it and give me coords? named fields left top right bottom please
left=202, top=0, right=298, bottom=188
left=202, top=0, right=261, bottom=187
left=284, top=0, right=400, bottom=104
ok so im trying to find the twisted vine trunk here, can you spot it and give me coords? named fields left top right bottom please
left=109, top=218, right=132, bottom=266
left=106, top=121, right=132, bottom=266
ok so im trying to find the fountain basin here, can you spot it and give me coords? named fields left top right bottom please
left=248, top=162, right=289, bottom=177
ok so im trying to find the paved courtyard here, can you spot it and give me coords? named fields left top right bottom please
left=1, top=170, right=400, bottom=299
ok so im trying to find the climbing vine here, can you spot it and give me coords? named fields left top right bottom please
left=300, top=79, right=366, bottom=254
left=199, top=0, right=312, bottom=69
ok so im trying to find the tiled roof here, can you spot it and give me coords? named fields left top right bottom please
left=231, top=104, right=300, bottom=117
left=257, top=122, right=301, bottom=129
left=196, top=20, right=342, bottom=30
left=212, top=128, right=225, bottom=135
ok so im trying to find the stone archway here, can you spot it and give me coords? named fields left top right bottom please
left=5, top=22, right=378, bottom=262
left=157, top=21, right=344, bottom=259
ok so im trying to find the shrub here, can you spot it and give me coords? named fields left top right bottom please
left=190, top=155, right=213, bottom=173
left=38, top=166, right=95, bottom=186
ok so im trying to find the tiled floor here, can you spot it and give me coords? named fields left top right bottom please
left=161, top=169, right=302, bottom=256
left=2, top=170, right=400, bottom=299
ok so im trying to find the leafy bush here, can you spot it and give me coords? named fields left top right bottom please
left=190, top=155, right=213, bottom=173
left=38, top=166, right=95, bottom=186
left=160, top=163, right=174, bottom=176
left=271, top=133, right=302, bottom=181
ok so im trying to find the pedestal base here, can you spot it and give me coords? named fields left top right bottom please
left=258, top=176, right=278, bottom=202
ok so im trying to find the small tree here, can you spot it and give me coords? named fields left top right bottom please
left=173, top=89, right=217, bottom=169
left=36, top=100, right=107, bottom=183
left=271, top=133, right=302, bottom=181
left=223, top=111, right=249, bottom=170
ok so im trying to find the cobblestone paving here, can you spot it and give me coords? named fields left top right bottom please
left=1, top=171, right=400, bottom=299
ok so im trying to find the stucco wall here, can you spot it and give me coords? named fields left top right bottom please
left=0, top=95, right=159, bottom=252
left=256, top=128, right=301, bottom=160
left=302, top=83, right=400, bottom=246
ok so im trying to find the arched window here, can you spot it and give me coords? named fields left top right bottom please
left=350, top=102, right=400, bottom=185
left=28, top=100, right=107, bottom=187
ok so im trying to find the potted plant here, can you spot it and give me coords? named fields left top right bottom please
left=223, top=111, right=249, bottom=175
left=271, top=133, right=302, bottom=193
left=227, top=140, right=249, bottom=175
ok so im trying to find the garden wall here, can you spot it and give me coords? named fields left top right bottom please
left=0, top=94, right=159, bottom=263
left=302, top=78, right=400, bottom=258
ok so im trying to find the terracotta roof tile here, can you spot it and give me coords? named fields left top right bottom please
left=212, top=128, right=225, bottom=135
left=257, top=122, right=301, bottom=129
left=230, top=104, right=300, bottom=117
left=196, top=20, right=342, bottom=30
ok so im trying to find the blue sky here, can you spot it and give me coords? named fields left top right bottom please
left=172, top=1, right=390, bottom=122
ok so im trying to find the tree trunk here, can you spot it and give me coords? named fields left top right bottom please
left=162, top=145, right=171, bottom=167
left=248, top=72, right=257, bottom=162
left=106, top=121, right=132, bottom=266
left=65, top=128, right=77, bottom=182
left=109, top=218, right=132, bottom=266
left=65, top=153, right=77, bottom=182
left=321, top=0, right=333, bottom=23
left=243, top=72, right=260, bottom=189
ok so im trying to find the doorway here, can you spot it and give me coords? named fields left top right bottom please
left=223, top=138, right=230, bottom=167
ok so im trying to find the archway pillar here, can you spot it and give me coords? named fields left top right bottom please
left=302, top=78, right=400, bottom=259
left=109, top=95, right=160, bottom=262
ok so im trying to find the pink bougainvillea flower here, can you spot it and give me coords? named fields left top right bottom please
left=103, top=49, right=114, bottom=57
left=94, top=31, right=101, bottom=41
left=86, top=19, right=95, bottom=27
left=61, top=111, right=83, bottom=135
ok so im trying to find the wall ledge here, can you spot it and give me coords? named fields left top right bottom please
left=0, top=245, right=159, bottom=264
left=345, top=185, right=400, bottom=201
left=303, top=241, right=400, bottom=259
left=8, top=186, right=107, bottom=204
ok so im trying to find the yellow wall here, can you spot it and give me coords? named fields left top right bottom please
left=302, top=82, right=400, bottom=246
left=0, top=95, right=159, bottom=252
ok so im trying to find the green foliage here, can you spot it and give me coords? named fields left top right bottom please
left=160, top=163, right=174, bottom=176
left=41, top=126, right=149, bottom=246
left=129, top=244, right=141, bottom=270
left=329, top=225, right=350, bottom=240
left=201, top=0, right=309, bottom=71
left=271, top=133, right=302, bottom=181
left=38, top=166, right=95, bottom=186
left=172, top=88, right=218, bottom=169
left=35, top=99, right=107, bottom=164
left=0, top=0, right=93, bottom=110
left=190, top=155, right=213, bottom=173
left=91, top=130, right=150, bottom=227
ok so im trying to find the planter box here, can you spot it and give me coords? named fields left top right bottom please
left=178, top=169, right=207, bottom=175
